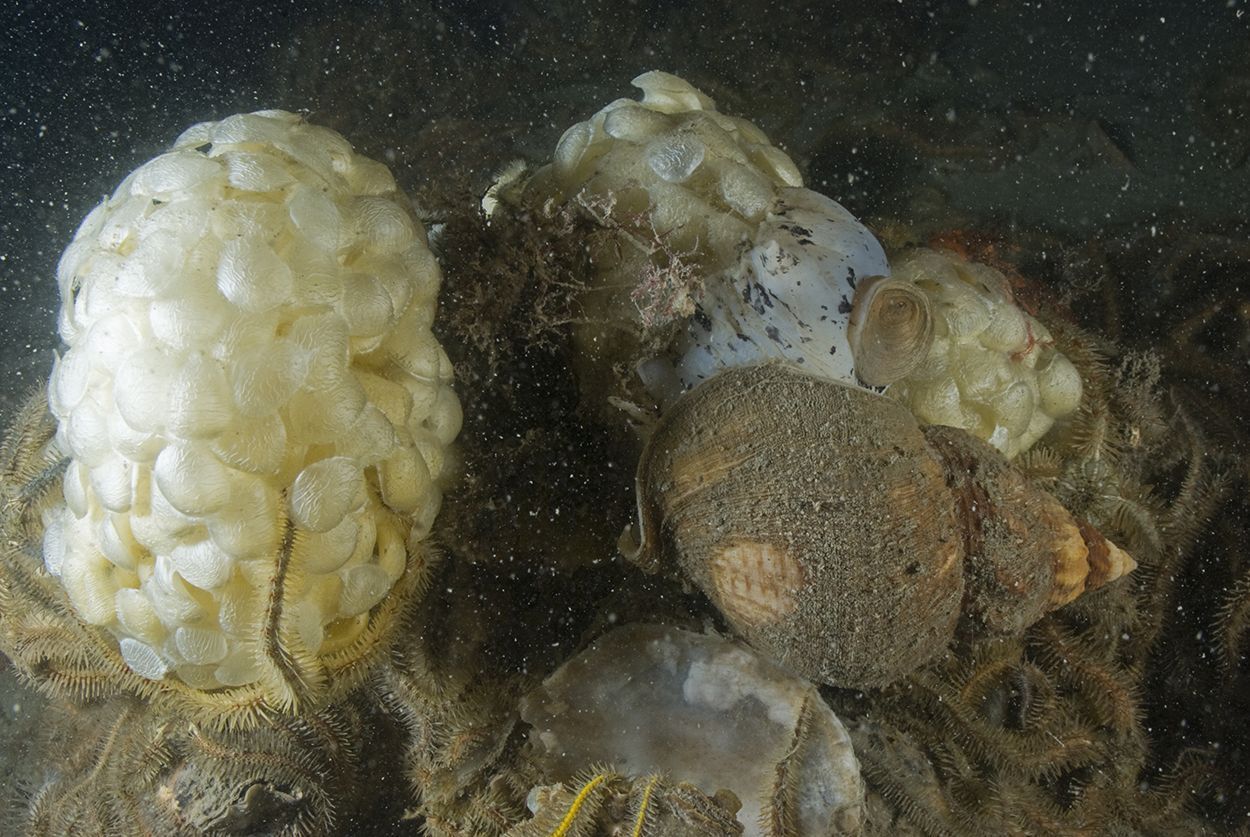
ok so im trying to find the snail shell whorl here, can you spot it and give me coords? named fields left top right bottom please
left=634, top=364, right=965, bottom=688
left=847, top=276, right=935, bottom=387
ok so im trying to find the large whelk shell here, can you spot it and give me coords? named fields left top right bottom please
left=846, top=275, right=934, bottom=387
left=630, top=364, right=1135, bottom=689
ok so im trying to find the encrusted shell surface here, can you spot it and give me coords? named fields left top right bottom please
left=631, top=364, right=1134, bottom=688
left=633, top=366, right=965, bottom=688
left=520, top=623, right=866, bottom=836
left=42, top=110, right=460, bottom=700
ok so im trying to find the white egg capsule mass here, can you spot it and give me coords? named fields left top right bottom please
left=43, top=110, right=461, bottom=695
left=531, top=71, right=1082, bottom=456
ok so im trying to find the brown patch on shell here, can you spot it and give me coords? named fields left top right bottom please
left=1048, top=519, right=1093, bottom=607
left=1074, top=519, right=1137, bottom=596
left=709, top=539, right=804, bottom=626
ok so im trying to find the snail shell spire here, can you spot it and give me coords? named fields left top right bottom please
left=631, top=364, right=1134, bottom=689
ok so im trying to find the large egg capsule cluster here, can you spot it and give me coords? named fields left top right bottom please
left=529, top=70, right=804, bottom=266
left=42, top=110, right=460, bottom=694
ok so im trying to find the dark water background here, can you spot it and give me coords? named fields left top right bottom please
left=3, top=0, right=1247, bottom=426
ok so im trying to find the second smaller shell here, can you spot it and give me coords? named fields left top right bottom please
left=520, top=624, right=865, bottom=836
left=846, top=276, right=934, bottom=387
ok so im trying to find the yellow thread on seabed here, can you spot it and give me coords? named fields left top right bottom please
left=631, top=774, right=661, bottom=837
left=551, top=772, right=609, bottom=837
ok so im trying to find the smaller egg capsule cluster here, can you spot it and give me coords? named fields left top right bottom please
left=43, top=110, right=461, bottom=692
left=888, top=249, right=1083, bottom=458
left=533, top=69, right=804, bottom=264
left=525, top=69, right=807, bottom=366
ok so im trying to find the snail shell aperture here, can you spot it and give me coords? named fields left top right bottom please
left=845, top=275, right=934, bottom=387
left=629, top=364, right=1135, bottom=689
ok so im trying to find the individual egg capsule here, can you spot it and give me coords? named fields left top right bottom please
left=337, top=273, right=395, bottom=339
left=228, top=339, right=311, bottom=417
left=60, top=547, right=121, bottom=626
left=215, top=236, right=294, bottom=314
left=152, top=441, right=236, bottom=517
left=337, top=564, right=394, bottom=619
left=209, top=412, right=288, bottom=477
left=1036, top=349, right=1084, bottom=417
left=214, top=645, right=262, bottom=687
left=128, top=150, right=222, bottom=197
left=174, top=625, right=229, bottom=666
left=351, top=195, right=416, bottom=255
left=288, top=456, right=365, bottom=533
left=979, top=294, right=1030, bottom=352
left=375, top=445, right=433, bottom=516
left=204, top=479, right=282, bottom=561
left=88, top=454, right=134, bottom=514
left=115, top=587, right=167, bottom=648
left=224, top=151, right=296, bottom=192
left=95, top=512, right=142, bottom=571
left=119, top=637, right=172, bottom=681
left=168, top=538, right=236, bottom=590
left=166, top=353, right=236, bottom=440
left=297, top=515, right=362, bottom=576
left=112, top=348, right=178, bottom=434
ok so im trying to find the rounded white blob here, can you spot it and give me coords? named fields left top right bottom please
left=300, top=516, right=360, bottom=575
left=41, top=508, right=69, bottom=577
left=168, top=539, right=234, bottom=590
left=119, top=637, right=171, bottom=680
left=175, top=625, right=229, bottom=666
left=290, top=456, right=363, bottom=533
left=338, top=564, right=393, bottom=618
left=44, top=111, right=461, bottom=690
